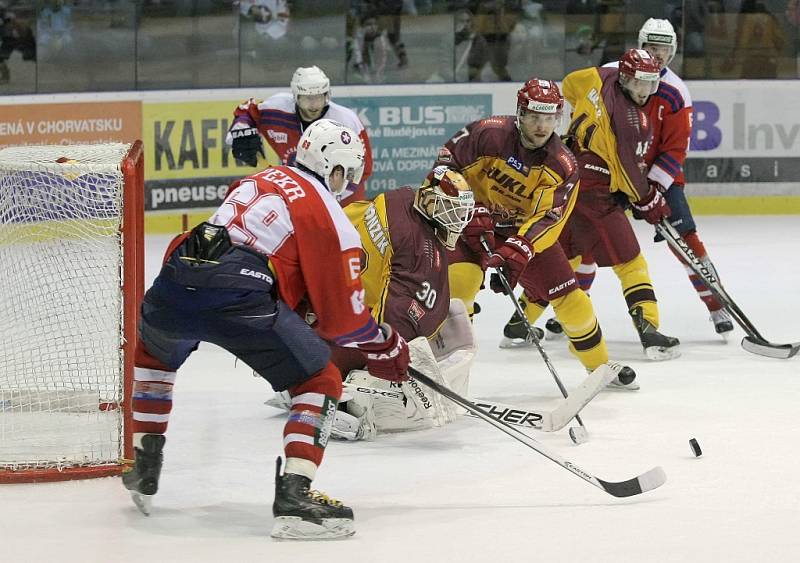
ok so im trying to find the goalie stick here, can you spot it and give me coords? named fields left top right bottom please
left=481, top=236, right=590, bottom=443
left=409, top=366, right=666, bottom=498
left=655, top=220, right=799, bottom=359
left=345, top=362, right=614, bottom=433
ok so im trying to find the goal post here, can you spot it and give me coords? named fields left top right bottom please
left=0, top=141, right=143, bottom=483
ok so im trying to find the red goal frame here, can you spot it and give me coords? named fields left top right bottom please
left=0, top=141, right=143, bottom=484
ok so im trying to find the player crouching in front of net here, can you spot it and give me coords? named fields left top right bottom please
left=124, top=119, right=411, bottom=540
left=266, top=166, right=478, bottom=440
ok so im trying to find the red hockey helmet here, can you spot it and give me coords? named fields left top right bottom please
left=516, top=78, right=564, bottom=116
left=618, top=48, right=660, bottom=105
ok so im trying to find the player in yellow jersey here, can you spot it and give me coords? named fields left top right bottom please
left=436, top=78, right=635, bottom=389
left=520, top=49, right=680, bottom=362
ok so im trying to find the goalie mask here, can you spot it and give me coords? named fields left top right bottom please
left=414, top=167, right=475, bottom=250
left=295, top=119, right=365, bottom=193
left=291, top=66, right=331, bottom=121
left=618, top=48, right=661, bottom=106
left=638, top=18, right=677, bottom=68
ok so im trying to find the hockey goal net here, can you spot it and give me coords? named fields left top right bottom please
left=0, top=142, right=143, bottom=483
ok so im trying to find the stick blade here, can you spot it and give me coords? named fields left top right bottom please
left=597, top=466, right=667, bottom=498
left=547, top=363, right=616, bottom=431
left=741, top=337, right=800, bottom=359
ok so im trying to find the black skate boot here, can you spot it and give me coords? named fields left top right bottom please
left=710, top=308, right=734, bottom=339
left=271, top=457, right=354, bottom=540
left=122, top=433, right=165, bottom=516
left=631, top=306, right=681, bottom=361
left=545, top=317, right=565, bottom=340
left=500, top=299, right=543, bottom=349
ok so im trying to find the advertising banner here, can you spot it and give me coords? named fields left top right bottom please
left=0, top=102, right=141, bottom=149
left=339, top=94, right=492, bottom=195
left=686, top=81, right=800, bottom=193
left=142, top=100, right=280, bottom=212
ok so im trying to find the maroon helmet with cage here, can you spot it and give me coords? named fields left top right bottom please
left=516, top=78, right=564, bottom=116
left=617, top=48, right=661, bottom=104
left=414, top=166, right=475, bottom=250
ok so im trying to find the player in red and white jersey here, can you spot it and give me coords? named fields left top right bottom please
left=570, top=19, right=732, bottom=338
left=226, top=65, right=373, bottom=207
left=125, top=119, right=409, bottom=540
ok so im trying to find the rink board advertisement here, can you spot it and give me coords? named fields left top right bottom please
left=0, top=102, right=141, bottom=149
left=141, top=94, right=490, bottom=210
left=337, top=94, right=492, bottom=195
left=685, top=81, right=800, bottom=193
left=142, top=101, right=282, bottom=212
left=0, top=81, right=798, bottom=221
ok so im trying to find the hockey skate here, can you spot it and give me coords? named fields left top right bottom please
left=544, top=317, right=566, bottom=340
left=710, top=308, right=734, bottom=340
left=264, top=390, right=292, bottom=410
left=631, top=306, right=680, bottom=361
left=122, top=433, right=165, bottom=516
left=603, top=363, right=639, bottom=391
left=499, top=303, right=544, bottom=349
left=271, top=457, right=355, bottom=540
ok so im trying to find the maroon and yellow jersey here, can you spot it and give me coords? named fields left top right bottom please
left=344, top=187, right=450, bottom=341
left=562, top=66, right=653, bottom=202
left=434, top=116, right=579, bottom=254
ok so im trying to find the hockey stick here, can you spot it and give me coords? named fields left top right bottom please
left=655, top=220, right=799, bottom=359
left=345, top=360, right=614, bottom=433
left=480, top=237, right=590, bottom=444
left=409, top=366, right=666, bottom=498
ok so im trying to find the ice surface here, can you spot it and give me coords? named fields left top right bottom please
left=2, top=216, right=799, bottom=562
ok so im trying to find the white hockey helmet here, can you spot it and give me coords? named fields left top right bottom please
left=290, top=65, right=331, bottom=102
left=295, top=119, right=365, bottom=193
left=414, top=166, right=475, bottom=250
left=638, top=18, right=677, bottom=66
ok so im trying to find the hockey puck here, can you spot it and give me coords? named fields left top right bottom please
left=689, top=438, right=702, bottom=457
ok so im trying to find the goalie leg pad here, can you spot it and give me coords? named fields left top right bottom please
left=344, top=370, right=432, bottom=433
left=429, top=299, right=475, bottom=398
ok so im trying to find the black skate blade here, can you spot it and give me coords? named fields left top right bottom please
left=498, top=337, right=535, bottom=350
left=741, top=336, right=800, bottom=359
left=130, top=491, right=152, bottom=516
left=271, top=516, right=355, bottom=541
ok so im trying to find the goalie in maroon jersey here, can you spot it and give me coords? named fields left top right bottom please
left=266, top=167, right=479, bottom=440
left=124, top=119, right=409, bottom=540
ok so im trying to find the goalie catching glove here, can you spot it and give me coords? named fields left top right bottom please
left=631, top=183, right=671, bottom=225
left=487, top=235, right=534, bottom=292
left=358, top=323, right=411, bottom=382
left=231, top=126, right=265, bottom=167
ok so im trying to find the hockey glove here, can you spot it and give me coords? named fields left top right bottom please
left=631, top=184, right=671, bottom=225
left=461, top=205, right=495, bottom=261
left=487, top=236, right=534, bottom=293
left=231, top=126, right=265, bottom=167
left=358, top=324, right=410, bottom=382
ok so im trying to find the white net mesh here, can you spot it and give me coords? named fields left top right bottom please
left=0, top=143, right=132, bottom=472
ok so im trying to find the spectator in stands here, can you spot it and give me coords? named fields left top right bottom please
left=469, top=0, right=522, bottom=81
left=427, top=8, right=489, bottom=83
left=0, top=6, right=35, bottom=84
left=727, top=0, right=786, bottom=78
